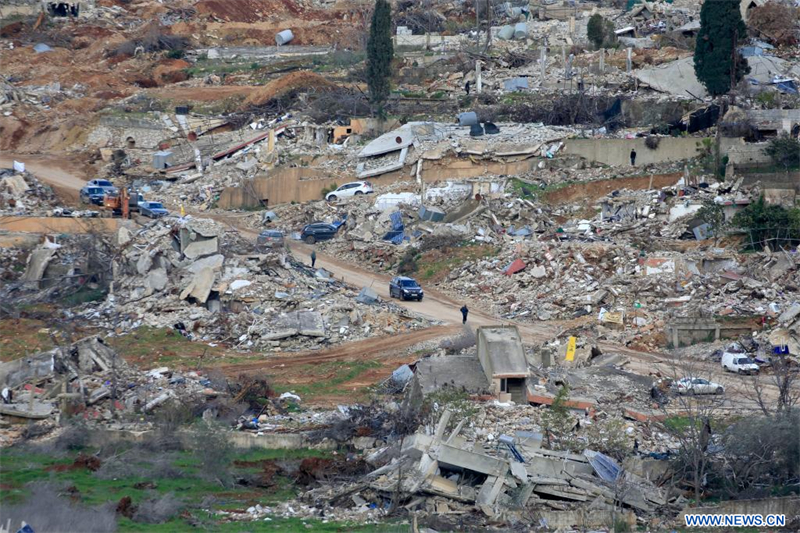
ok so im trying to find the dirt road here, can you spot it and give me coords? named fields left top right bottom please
left=0, top=153, right=88, bottom=203
left=291, top=240, right=557, bottom=340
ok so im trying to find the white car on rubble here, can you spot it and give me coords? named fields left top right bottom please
left=721, top=352, right=760, bottom=374
left=673, top=378, right=724, bottom=396
left=325, top=181, right=373, bottom=202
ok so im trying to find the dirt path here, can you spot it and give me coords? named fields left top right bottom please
left=290, top=240, right=557, bottom=340
left=0, top=153, right=89, bottom=203
left=219, top=325, right=457, bottom=375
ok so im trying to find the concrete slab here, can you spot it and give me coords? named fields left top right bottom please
left=437, top=443, right=508, bottom=477
left=183, top=237, right=219, bottom=260
left=185, top=253, right=225, bottom=274
left=298, top=310, right=325, bottom=337
left=136, top=253, right=154, bottom=275
left=412, top=356, right=489, bottom=395
left=22, top=248, right=56, bottom=284
left=181, top=266, right=215, bottom=303
left=0, top=351, right=55, bottom=388
left=145, top=268, right=168, bottom=292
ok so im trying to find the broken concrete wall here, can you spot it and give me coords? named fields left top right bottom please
left=0, top=351, right=55, bottom=388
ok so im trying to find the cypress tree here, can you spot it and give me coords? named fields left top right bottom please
left=694, top=0, right=749, bottom=96
left=367, top=0, right=393, bottom=116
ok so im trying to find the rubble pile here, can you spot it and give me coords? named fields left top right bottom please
left=0, top=336, right=222, bottom=447
left=4, top=233, right=113, bottom=305
left=0, top=168, right=60, bottom=215
left=81, top=217, right=431, bottom=351
left=292, top=409, right=673, bottom=527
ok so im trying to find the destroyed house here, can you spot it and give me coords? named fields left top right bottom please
left=476, top=326, right=529, bottom=403
left=745, top=109, right=800, bottom=138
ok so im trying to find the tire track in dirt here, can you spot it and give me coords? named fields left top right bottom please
left=219, top=324, right=457, bottom=375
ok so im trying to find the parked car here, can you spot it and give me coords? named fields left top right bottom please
left=87, top=179, right=115, bottom=190
left=257, top=230, right=285, bottom=249
left=300, top=222, right=338, bottom=244
left=673, top=378, right=724, bottom=395
left=389, top=276, right=424, bottom=301
left=80, top=186, right=108, bottom=205
left=139, top=201, right=169, bottom=218
left=721, top=352, right=760, bottom=374
left=325, top=181, right=373, bottom=202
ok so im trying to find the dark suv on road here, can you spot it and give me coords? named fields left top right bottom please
left=301, top=223, right=338, bottom=244
left=79, top=186, right=108, bottom=205
left=389, top=276, right=424, bottom=301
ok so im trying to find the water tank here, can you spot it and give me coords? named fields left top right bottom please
left=458, top=111, right=478, bottom=127
left=497, top=25, right=515, bottom=40
left=276, top=29, right=294, bottom=46
left=514, top=22, right=528, bottom=40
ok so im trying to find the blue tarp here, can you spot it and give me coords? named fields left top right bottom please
left=383, top=230, right=404, bottom=244
left=776, top=81, right=798, bottom=95
left=331, top=214, right=348, bottom=230
left=584, top=450, right=621, bottom=482
left=390, top=211, right=404, bottom=231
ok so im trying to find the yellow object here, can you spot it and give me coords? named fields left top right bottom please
left=180, top=204, right=186, bottom=217
left=565, top=336, right=576, bottom=361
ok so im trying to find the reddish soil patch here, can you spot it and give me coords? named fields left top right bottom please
left=243, top=70, right=336, bottom=108
left=46, top=453, right=101, bottom=472
left=297, top=456, right=369, bottom=486
left=196, top=0, right=300, bottom=22
left=544, top=173, right=682, bottom=205
left=116, top=496, right=136, bottom=518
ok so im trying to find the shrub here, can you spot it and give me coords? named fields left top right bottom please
left=132, top=492, right=184, bottom=524
left=764, top=135, right=800, bottom=171
left=644, top=136, right=660, bottom=150
left=541, top=385, right=579, bottom=451
left=397, top=248, right=419, bottom=274
left=188, top=422, right=234, bottom=487
left=587, top=14, right=617, bottom=50
left=1, top=484, right=117, bottom=532
left=733, top=195, right=800, bottom=250
left=587, top=417, right=631, bottom=461
left=321, top=182, right=339, bottom=199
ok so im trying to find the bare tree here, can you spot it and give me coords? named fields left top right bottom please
left=746, top=354, right=800, bottom=417
left=657, top=356, right=727, bottom=503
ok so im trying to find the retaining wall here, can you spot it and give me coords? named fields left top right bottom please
left=563, top=137, right=743, bottom=167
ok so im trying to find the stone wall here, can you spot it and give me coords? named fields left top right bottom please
left=564, top=137, right=743, bottom=167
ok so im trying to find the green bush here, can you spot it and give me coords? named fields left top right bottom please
left=764, top=135, right=800, bottom=172
left=321, top=182, right=339, bottom=199
left=733, top=195, right=800, bottom=250
left=587, top=14, right=617, bottom=49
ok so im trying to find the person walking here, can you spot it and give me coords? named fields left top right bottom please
left=310, top=250, right=316, bottom=268
left=465, top=80, right=471, bottom=95
left=630, top=148, right=637, bottom=166
left=460, top=304, right=469, bottom=324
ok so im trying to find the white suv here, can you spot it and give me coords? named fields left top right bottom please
left=326, top=181, right=373, bottom=202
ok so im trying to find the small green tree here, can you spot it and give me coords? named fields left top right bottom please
left=694, top=0, right=749, bottom=96
left=696, top=198, right=728, bottom=245
left=587, top=14, right=605, bottom=49
left=541, top=385, right=578, bottom=451
left=733, top=195, right=800, bottom=250
left=764, top=135, right=800, bottom=172
left=587, top=14, right=617, bottom=50
left=366, top=0, right=393, bottom=117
